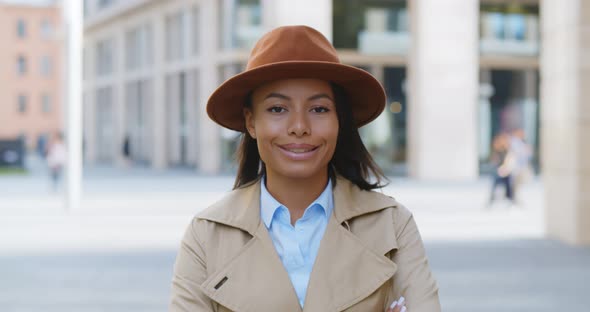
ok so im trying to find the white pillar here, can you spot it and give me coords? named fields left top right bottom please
left=541, top=0, right=590, bottom=245
left=151, top=14, right=167, bottom=169
left=65, top=0, right=83, bottom=212
left=261, top=0, right=332, bottom=41
left=407, top=0, right=479, bottom=180
left=198, top=0, right=221, bottom=173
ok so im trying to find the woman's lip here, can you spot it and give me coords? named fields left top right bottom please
left=277, top=144, right=319, bottom=161
left=279, top=143, right=318, bottom=150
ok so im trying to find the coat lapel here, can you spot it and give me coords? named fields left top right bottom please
left=198, top=180, right=302, bottom=312
left=197, top=176, right=400, bottom=312
left=303, top=177, right=399, bottom=312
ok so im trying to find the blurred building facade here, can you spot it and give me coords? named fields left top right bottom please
left=82, top=0, right=541, bottom=178
left=0, top=1, right=63, bottom=151
left=82, top=0, right=589, bottom=245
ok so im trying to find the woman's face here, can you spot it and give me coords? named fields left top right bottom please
left=245, top=78, right=339, bottom=181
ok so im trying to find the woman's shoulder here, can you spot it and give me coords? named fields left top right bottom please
left=190, top=180, right=261, bottom=233
left=360, top=188, right=412, bottom=220
left=337, top=176, right=401, bottom=208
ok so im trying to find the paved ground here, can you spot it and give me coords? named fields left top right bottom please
left=0, top=161, right=587, bottom=311
left=1, top=240, right=588, bottom=312
left=0, top=163, right=545, bottom=250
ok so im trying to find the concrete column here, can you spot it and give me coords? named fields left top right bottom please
left=407, top=0, right=479, bottom=180
left=151, top=14, right=167, bottom=169
left=261, top=0, right=332, bottom=41
left=541, top=0, right=590, bottom=245
left=197, top=0, right=221, bottom=173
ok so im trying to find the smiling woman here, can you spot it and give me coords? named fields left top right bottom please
left=169, top=25, right=441, bottom=312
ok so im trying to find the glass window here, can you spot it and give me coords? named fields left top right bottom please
left=98, top=0, right=115, bottom=9
left=126, top=23, right=153, bottom=70
left=480, top=3, right=540, bottom=56
left=219, top=0, right=262, bottom=51
left=40, top=56, right=52, bottom=77
left=126, top=28, right=140, bottom=70
left=333, top=0, right=409, bottom=54
left=358, top=66, right=407, bottom=173
left=166, top=12, right=186, bottom=62
left=17, top=55, right=27, bottom=75
left=17, top=95, right=28, bottom=113
left=41, top=94, right=52, bottom=113
left=17, top=19, right=26, bottom=38
left=125, top=79, right=153, bottom=164
left=96, top=38, right=115, bottom=76
left=192, top=7, right=200, bottom=56
left=40, top=19, right=52, bottom=39
left=96, top=87, right=115, bottom=162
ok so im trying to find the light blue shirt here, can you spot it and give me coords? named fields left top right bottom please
left=260, top=177, right=334, bottom=308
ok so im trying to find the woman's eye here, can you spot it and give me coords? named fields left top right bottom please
left=268, top=106, right=286, bottom=113
left=311, top=107, right=330, bottom=113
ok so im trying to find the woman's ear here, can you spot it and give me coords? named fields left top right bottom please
left=244, top=108, right=256, bottom=139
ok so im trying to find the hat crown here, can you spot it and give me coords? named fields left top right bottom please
left=246, top=25, right=340, bottom=70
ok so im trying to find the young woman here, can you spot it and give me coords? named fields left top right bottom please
left=170, top=25, right=440, bottom=312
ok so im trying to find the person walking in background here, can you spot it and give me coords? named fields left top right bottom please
left=122, top=135, right=131, bottom=167
left=46, top=132, right=66, bottom=191
left=509, top=128, right=533, bottom=204
left=36, top=134, right=47, bottom=159
left=488, top=133, right=516, bottom=207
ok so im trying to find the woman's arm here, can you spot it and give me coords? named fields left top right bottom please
left=169, top=218, right=216, bottom=312
left=391, top=204, right=441, bottom=312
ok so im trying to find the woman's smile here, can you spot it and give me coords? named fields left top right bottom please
left=277, top=143, right=320, bottom=161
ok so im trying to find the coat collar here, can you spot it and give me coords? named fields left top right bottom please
left=197, top=175, right=400, bottom=312
left=197, top=175, right=398, bottom=234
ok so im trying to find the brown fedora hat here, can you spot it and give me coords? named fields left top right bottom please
left=206, top=25, right=386, bottom=132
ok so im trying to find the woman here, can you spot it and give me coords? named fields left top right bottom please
left=170, top=25, right=440, bottom=312
left=488, top=133, right=515, bottom=206
left=46, top=132, right=66, bottom=191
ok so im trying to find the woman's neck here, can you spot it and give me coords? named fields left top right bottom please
left=265, top=170, right=329, bottom=225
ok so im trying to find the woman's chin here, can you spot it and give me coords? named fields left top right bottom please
left=272, top=165, right=328, bottom=181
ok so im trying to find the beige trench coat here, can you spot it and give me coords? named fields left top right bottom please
left=169, top=176, right=441, bottom=312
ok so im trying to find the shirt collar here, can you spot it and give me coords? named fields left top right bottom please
left=260, top=177, right=333, bottom=228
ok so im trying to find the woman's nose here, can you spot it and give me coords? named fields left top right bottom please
left=287, top=110, right=311, bottom=137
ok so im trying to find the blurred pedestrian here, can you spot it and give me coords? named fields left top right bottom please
left=170, top=26, right=439, bottom=312
left=488, top=133, right=516, bottom=207
left=509, top=128, right=533, bottom=204
left=122, top=135, right=131, bottom=167
left=36, top=134, right=47, bottom=159
left=46, top=132, right=66, bottom=191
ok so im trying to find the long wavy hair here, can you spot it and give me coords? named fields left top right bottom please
left=232, top=82, right=388, bottom=191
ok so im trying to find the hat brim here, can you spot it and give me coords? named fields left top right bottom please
left=207, top=61, right=386, bottom=132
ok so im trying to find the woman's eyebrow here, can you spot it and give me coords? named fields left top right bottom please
left=264, top=92, right=334, bottom=102
left=308, top=93, right=334, bottom=102
left=264, top=93, right=290, bottom=100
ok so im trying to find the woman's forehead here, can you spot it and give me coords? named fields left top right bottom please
left=252, top=79, right=333, bottom=100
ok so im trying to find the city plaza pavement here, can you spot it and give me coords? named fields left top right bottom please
left=0, top=164, right=588, bottom=311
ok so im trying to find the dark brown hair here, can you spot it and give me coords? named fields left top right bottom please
left=232, top=82, right=388, bottom=190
